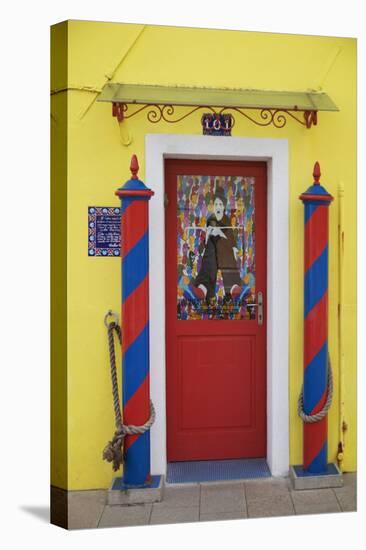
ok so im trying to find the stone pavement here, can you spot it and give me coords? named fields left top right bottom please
left=59, top=473, right=357, bottom=530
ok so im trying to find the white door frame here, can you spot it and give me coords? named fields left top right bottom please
left=145, top=133, right=289, bottom=477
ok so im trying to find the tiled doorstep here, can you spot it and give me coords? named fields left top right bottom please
left=64, top=474, right=357, bottom=529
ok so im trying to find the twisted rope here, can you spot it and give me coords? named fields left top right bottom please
left=102, top=311, right=156, bottom=471
left=298, top=354, right=333, bottom=423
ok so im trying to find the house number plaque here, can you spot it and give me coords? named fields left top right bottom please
left=201, top=113, right=233, bottom=136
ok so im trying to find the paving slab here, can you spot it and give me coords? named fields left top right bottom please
left=245, top=477, right=290, bottom=500
left=247, top=494, right=294, bottom=518
left=98, top=504, right=152, bottom=528
left=200, top=509, right=247, bottom=522
left=62, top=473, right=356, bottom=529
left=334, top=485, right=357, bottom=512
left=200, top=482, right=246, bottom=514
left=291, top=488, right=341, bottom=515
left=342, top=472, right=357, bottom=488
left=67, top=490, right=106, bottom=530
left=153, top=484, right=200, bottom=509
left=150, top=505, right=199, bottom=525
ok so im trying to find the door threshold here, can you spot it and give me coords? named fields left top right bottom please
left=166, top=458, right=271, bottom=484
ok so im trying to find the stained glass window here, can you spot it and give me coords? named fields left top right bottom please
left=176, top=175, right=256, bottom=320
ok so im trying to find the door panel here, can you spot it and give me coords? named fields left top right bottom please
left=165, top=159, right=267, bottom=461
left=178, top=335, right=254, bottom=430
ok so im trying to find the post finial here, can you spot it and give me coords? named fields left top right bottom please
left=313, top=161, right=321, bottom=184
left=130, top=154, right=139, bottom=180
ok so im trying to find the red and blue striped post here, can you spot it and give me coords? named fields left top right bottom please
left=116, top=155, right=154, bottom=487
left=300, top=162, right=333, bottom=473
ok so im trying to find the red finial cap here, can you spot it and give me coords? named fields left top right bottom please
left=313, top=161, right=321, bottom=184
left=130, top=155, right=139, bottom=180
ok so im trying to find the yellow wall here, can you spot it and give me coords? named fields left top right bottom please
left=51, top=21, right=68, bottom=490
left=51, top=20, right=357, bottom=490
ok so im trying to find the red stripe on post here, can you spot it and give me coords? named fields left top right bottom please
left=304, top=291, right=328, bottom=367
left=299, top=193, right=333, bottom=202
left=304, top=206, right=328, bottom=271
left=123, top=276, right=149, bottom=351
left=116, top=189, right=154, bottom=199
left=124, top=375, right=150, bottom=451
left=121, top=200, right=148, bottom=258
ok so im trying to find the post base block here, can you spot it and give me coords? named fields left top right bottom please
left=290, top=463, right=343, bottom=490
left=108, top=475, right=164, bottom=505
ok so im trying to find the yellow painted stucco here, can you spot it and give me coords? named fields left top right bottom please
left=51, top=20, right=357, bottom=490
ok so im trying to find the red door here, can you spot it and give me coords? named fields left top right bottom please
left=165, top=159, right=267, bottom=462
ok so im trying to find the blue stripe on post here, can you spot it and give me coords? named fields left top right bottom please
left=122, top=231, right=149, bottom=301
left=123, top=430, right=150, bottom=487
left=307, top=442, right=328, bottom=474
left=121, top=198, right=132, bottom=214
left=303, top=342, right=328, bottom=414
left=123, top=323, right=150, bottom=405
left=304, top=245, right=328, bottom=317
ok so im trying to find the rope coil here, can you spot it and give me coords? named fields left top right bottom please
left=103, top=310, right=155, bottom=471
left=297, top=353, right=333, bottom=423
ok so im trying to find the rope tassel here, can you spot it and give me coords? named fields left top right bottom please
left=103, top=313, right=156, bottom=472
left=103, top=401, right=156, bottom=472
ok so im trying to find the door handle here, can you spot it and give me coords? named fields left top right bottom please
left=246, top=291, right=263, bottom=325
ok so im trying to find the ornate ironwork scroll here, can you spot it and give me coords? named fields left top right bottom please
left=112, top=102, right=318, bottom=129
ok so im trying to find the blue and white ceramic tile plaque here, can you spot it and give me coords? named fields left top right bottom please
left=88, top=207, right=121, bottom=256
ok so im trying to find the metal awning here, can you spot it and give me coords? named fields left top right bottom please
left=98, top=83, right=338, bottom=111
left=98, top=83, right=339, bottom=129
